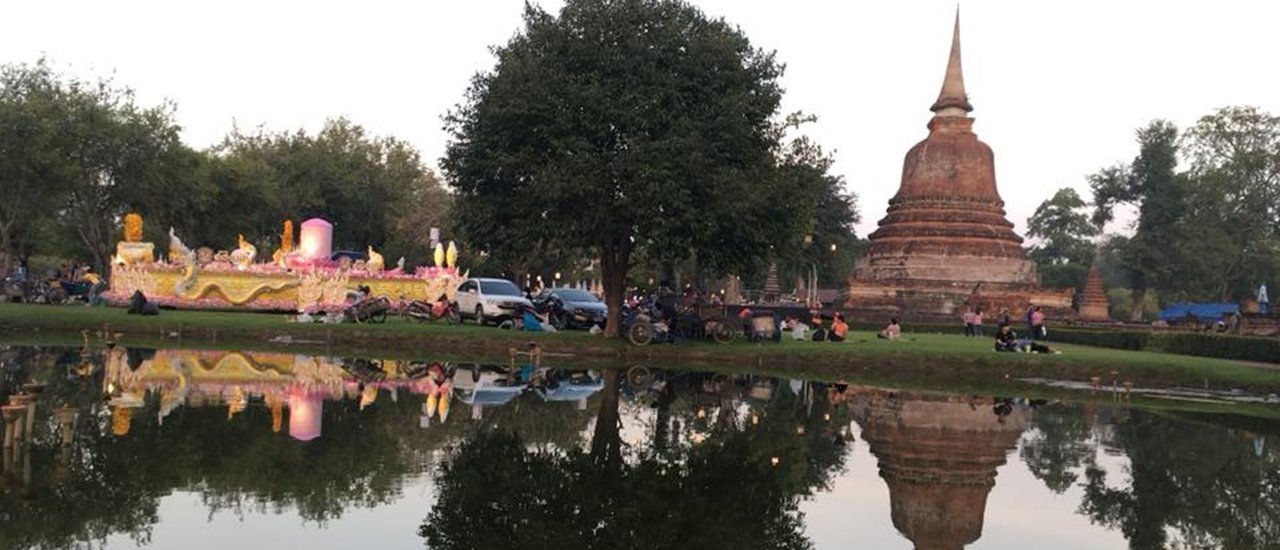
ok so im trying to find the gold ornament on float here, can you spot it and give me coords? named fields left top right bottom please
left=446, top=241, right=458, bottom=269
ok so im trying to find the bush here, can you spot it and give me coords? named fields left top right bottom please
left=1149, top=332, right=1280, bottom=364
left=1048, top=328, right=1152, bottom=351
left=1045, top=326, right=1279, bottom=364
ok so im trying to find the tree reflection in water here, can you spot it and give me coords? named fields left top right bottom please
left=0, top=345, right=1278, bottom=550
left=419, top=370, right=854, bottom=550
left=1077, top=407, right=1280, bottom=549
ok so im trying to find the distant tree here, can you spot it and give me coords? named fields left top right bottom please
left=444, top=0, right=824, bottom=337
left=1182, top=106, right=1280, bottom=301
left=0, top=60, right=72, bottom=271
left=54, top=77, right=188, bottom=271
left=211, top=119, right=432, bottom=255
left=0, top=60, right=187, bottom=272
left=773, top=120, right=862, bottom=292
left=1091, top=121, right=1189, bottom=320
left=1027, top=187, right=1098, bottom=266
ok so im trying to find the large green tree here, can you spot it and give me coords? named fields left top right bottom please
left=1182, top=106, right=1280, bottom=301
left=1027, top=187, right=1098, bottom=266
left=1027, top=187, right=1099, bottom=292
left=0, top=60, right=72, bottom=271
left=444, top=0, right=824, bottom=336
left=1091, top=121, right=1189, bottom=320
left=209, top=119, right=444, bottom=255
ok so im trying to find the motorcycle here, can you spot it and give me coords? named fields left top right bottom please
left=404, top=298, right=461, bottom=325
left=344, top=296, right=391, bottom=323
left=620, top=302, right=675, bottom=346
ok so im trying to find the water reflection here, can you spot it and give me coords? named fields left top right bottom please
left=0, top=344, right=1276, bottom=549
left=848, top=390, right=1029, bottom=550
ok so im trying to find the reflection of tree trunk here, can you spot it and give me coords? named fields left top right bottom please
left=590, top=369, right=622, bottom=472
left=652, top=380, right=676, bottom=455
left=1129, top=288, right=1147, bottom=322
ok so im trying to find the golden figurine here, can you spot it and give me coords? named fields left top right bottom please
left=124, top=213, right=143, bottom=242
left=367, top=246, right=385, bottom=273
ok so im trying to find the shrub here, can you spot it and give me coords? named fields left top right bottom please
left=1149, top=332, right=1280, bottom=364
left=1048, top=328, right=1152, bottom=351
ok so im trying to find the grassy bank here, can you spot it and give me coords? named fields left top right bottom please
left=1, top=303, right=1279, bottom=393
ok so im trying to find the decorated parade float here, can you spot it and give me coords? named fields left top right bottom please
left=106, top=214, right=465, bottom=313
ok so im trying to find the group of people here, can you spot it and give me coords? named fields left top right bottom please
left=777, top=312, right=900, bottom=343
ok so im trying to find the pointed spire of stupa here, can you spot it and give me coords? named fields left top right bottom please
left=930, top=8, right=973, bottom=116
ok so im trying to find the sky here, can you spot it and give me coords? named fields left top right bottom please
left=4, top=0, right=1280, bottom=238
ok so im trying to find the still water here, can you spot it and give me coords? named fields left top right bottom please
left=0, top=345, right=1276, bottom=549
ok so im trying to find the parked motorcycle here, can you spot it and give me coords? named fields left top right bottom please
left=404, top=299, right=460, bottom=325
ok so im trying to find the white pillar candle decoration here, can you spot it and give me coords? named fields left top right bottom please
left=298, top=218, right=333, bottom=262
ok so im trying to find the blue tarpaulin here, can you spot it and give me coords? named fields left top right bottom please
left=1159, top=302, right=1238, bottom=322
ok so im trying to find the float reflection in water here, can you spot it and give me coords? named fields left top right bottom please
left=0, top=344, right=1276, bottom=550
left=91, top=346, right=615, bottom=440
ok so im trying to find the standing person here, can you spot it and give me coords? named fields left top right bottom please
left=1030, top=306, right=1046, bottom=340
left=996, top=308, right=1011, bottom=328
left=962, top=307, right=975, bottom=337
left=972, top=308, right=985, bottom=337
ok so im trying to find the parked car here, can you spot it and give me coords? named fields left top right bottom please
left=535, top=288, right=608, bottom=329
left=454, top=278, right=532, bottom=325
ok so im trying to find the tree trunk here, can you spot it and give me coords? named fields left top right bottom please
left=600, top=238, right=631, bottom=339
left=0, top=225, right=11, bottom=275
left=1129, top=287, right=1147, bottom=322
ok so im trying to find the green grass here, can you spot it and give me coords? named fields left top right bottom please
left=1, top=303, right=1279, bottom=393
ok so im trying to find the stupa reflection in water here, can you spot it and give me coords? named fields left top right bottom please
left=848, top=389, right=1030, bottom=550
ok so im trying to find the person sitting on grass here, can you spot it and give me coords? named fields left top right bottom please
left=829, top=313, right=849, bottom=342
left=994, top=323, right=1059, bottom=354
left=810, top=312, right=827, bottom=342
left=876, top=318, right=900, bottom=340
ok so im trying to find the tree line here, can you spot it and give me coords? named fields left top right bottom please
left=0, top=59, right=451, bottom=274
left=1027, top=106, right=1280, bottom=320
left=1, top=0, right=863, bottom=340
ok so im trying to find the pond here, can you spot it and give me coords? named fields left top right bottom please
left=0, top=345, right=1276, bottom=549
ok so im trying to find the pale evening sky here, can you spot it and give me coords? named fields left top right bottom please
left=4, top=0, right=1278, bottom=239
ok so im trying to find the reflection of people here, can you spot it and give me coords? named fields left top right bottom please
left=877, top=318, right=900, bottom=340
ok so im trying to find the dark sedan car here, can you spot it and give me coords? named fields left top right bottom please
left=536, top=288, right=608, bottom=329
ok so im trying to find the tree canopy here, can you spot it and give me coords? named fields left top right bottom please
left=0, top=59, right=450, bottom=273
left=1083, top=107, right=1280, bottom=315
left=443, top=0, right=835, bottom=335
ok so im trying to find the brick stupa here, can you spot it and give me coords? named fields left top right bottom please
left=1077, top=263, right=1111, bottom=321
left=846, top=13, right=1072, bottom=319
